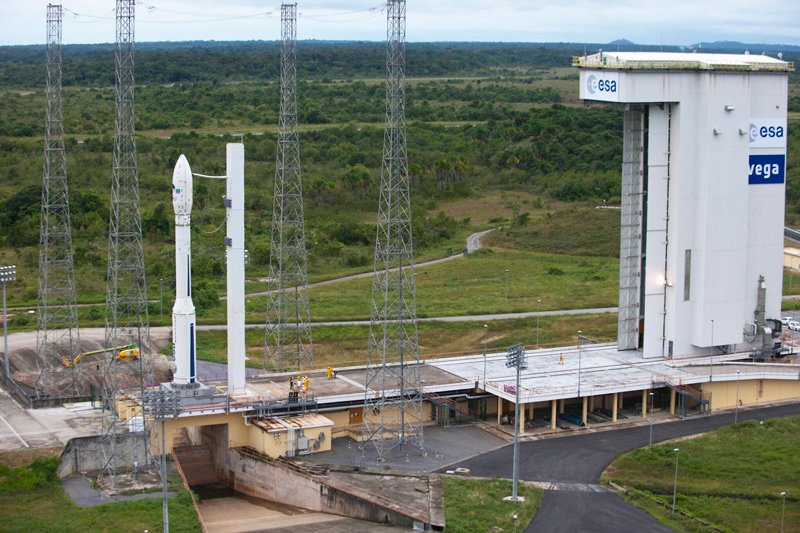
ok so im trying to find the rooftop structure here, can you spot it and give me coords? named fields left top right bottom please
left=573, top=51, right=794, bottom=72
left=576, top=51, right=792, bottom=360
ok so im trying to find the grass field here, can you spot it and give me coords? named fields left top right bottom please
left=602, top=416, right=800, bottom=532
left=0, top=455, right=201, bottom=533
left=192, top=312, right=617, bottom=369
left=442, top=476, right=543, bottom=533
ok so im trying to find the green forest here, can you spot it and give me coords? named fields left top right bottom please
left=0, top=41, right=798, bottom=321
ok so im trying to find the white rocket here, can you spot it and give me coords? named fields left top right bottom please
left=172, top=155, right=197, bottom=386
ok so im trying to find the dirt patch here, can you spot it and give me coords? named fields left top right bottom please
left=0, top=446, right=63, bottom=467
left=96, top=471, right=161, bottom=496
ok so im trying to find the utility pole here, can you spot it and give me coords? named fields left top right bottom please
left=577, top=330, right=583, bottom=397
left=265, top=3, right=313, bottom=373
left=648, top=391, right=654, bottom=446
left=672, top=448, right=680, bottom=514
left=362, top=0, right=424, bottom=462
left=505, top=268, right=509, bottom=306
left=482, top=324, right=488, bottom=390
left=735, top=369, right=740, bottom=423
left=37, top=3, right=81, bottom=398
left=536, top=299, right=541, bottom=348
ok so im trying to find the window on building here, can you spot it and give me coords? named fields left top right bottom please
left=684, top=249, right=692, bottom=301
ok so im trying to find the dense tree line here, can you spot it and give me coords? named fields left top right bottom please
left=0, top=41, right=586, bottom=89
left=0, top=79, right=564, bottom=137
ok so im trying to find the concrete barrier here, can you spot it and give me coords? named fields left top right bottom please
left=57, top=433, right=149, bottom=478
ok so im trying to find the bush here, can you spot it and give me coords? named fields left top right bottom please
left=10, top=313, right=30, bottom=327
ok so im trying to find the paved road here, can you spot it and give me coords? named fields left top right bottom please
left=444, top=402, right=800, bottom=533
left=192, top=306, right=619, bottom=331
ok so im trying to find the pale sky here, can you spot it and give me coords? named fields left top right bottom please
left=1, top=0, right=799, bottom=46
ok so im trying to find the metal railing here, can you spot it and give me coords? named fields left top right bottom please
left=572, top=56, right=794, bottom=72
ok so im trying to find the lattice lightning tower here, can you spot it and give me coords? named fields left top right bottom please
left=265, top=3, right=313, bottom=372
left=36, top=3, right=81, bottom=398
left=362, top=0, right=424, bottom=461
left=101, top=0, right=151, bottom=483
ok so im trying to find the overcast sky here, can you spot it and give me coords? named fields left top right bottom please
left=1, top=1, right=799, bottom=47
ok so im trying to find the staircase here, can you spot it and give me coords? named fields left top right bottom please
left=652, top=381, right=711, bottom=414
left=424, top=391, right=478, bottom=425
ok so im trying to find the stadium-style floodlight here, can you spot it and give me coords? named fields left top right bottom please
left=1, top=265, right=17, bottom=378
left=504, top=343, right=527, bottom=502
left=142, top=389, right=181, bottom=533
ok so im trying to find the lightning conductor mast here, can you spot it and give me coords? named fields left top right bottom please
left=171, top=155, right=197, bottom=386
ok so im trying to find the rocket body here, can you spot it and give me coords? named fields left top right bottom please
left=172, top=154, right=197, bottom=385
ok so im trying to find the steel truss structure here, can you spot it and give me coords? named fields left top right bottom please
left=362, top=0, right=425, bottom=461
left=36, top=3, right=82, bottom=398
left=618, top=106, right=645, bottom=351
left=101, top=0, right=152, bottom=484
left=265, top=3, right=314, bottom=373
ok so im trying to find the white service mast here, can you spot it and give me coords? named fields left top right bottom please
left=169, top=144, right=246, bottom=393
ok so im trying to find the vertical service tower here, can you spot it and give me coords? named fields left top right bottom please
left=171, top=155, right=197, bottom=385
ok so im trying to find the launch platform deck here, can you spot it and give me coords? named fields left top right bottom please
left=187, top=343, right=800, bottom=417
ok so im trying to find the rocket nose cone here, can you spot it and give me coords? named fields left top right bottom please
left=172, top=154, right=193, bottom=214
left=173, top=154, right=192, bottom=183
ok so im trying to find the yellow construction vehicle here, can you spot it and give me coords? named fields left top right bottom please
left=62, top=343, right=139, bottom=367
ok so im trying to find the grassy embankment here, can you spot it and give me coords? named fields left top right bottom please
left=196, top=312, right=619, bottom=369
left=602, top=416, right=800, bottom=533
left=0, top=453, right=201, bottom=533
left=442, top=476, right=543, bottom=533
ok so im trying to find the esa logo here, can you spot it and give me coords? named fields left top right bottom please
left=749, top=119, right=786, bottom=148
left=586, top=74, right=617, bottom=95
left=749, top=123, right=784, bottom=143
left=748, top=154, right=785, bottom=185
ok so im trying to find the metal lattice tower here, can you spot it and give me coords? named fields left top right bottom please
left=36, top=4, right=81, bottom=399
left=101, top=0, right=151, bottom=483
left=265, top=3, right=313, bottom=373
left=618, top=106, right=645, bottom=351
left=362, top=0, right=424, bottom=461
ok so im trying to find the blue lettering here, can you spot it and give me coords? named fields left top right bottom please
left=756, top=125, right=784, bottom=139
left=748, top=155, right=785, bottom=185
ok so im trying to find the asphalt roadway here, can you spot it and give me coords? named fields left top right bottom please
left=442, top=402, right=800, bottom=533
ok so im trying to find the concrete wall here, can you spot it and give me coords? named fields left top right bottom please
left=198, top=424, right=424, bottom=528
left=704, top=378, right=800, bottom=410
left=58, top=433, right=149, bottom=478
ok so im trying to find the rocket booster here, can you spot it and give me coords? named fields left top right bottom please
left=172, top=155, right=197, bottom=385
